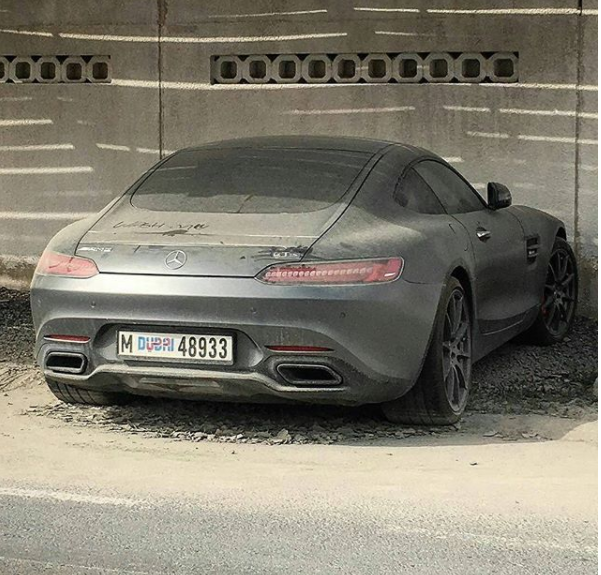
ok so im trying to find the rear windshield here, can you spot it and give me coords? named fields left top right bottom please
left=131, top=148, right=371, bottom=214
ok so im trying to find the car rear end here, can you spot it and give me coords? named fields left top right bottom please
left=31, top=140, right=440, bottom=406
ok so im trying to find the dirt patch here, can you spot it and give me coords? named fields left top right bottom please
left=26, top=393, right=596, bottom=446
left=28, top=398, right=462, bottom=444
left=0, top=363, right=42, bottom=393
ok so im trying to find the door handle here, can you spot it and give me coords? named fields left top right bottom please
left=476, top=228, right=491, bottom=241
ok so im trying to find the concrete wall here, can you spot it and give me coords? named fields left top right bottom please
left=0, top=0, right=597, bottom=314
left=576, top=0, right=599, bottom=313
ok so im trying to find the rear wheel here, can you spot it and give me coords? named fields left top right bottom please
left=522, top=237, right=578, bottom=345
left=45, top=379, right=129, bottom=406
left=382, top=277, right=472, bottom=425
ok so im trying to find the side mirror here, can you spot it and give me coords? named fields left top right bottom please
left=487, top=182, right=512, bottom=210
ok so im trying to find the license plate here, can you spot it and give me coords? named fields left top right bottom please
left=118, top=331, right=234, bottom=364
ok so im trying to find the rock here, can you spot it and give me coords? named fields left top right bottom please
left=276, top=429, right=291, bottom=442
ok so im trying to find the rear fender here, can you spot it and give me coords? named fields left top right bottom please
left=40, top=198, right=121, bottom=258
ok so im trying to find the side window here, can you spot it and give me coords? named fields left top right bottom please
left=395, top=169, right=445, bottom=215
left=414, top=160, right=485, bottom=214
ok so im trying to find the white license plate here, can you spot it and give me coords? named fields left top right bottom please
left=118, top=331, right=234, bottom=364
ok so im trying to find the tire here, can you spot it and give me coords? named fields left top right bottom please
left=521, top=237, right=578, bottom=346
left=382, top=277, right=472, bottom=425
left=46, top=379, right=129, bottom=406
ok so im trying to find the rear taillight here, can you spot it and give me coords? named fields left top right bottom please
left=256, top=257, right=403, bottom=285
left=44, top=335, right=91, bottom=343
left=35, top=250, right=99, bottom=278
left=266, top=345, right=333, bottom=352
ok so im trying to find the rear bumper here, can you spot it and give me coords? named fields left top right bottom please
left=43, top=362, right=400, bottom=405
left=32, top=273, right=443, bottom=406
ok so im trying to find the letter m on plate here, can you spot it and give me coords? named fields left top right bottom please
left=121, top=333, right=133, bottom=353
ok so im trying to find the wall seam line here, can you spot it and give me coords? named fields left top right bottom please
left=573, top=0, right=584, bottom=256
left=158, top=0, right=166, bottom=159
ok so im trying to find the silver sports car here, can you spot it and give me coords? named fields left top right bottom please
left=31, top=136, right=578, bottom=424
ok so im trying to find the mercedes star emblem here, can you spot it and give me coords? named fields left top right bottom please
left=165, top=250, right=187, bottom=270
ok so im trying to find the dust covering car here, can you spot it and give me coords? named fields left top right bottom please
left=31, top=136, right=578, bottom=424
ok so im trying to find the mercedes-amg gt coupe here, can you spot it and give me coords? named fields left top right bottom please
left=31, top=136, right=578, bottom=424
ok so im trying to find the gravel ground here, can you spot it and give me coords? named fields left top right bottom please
left=0, top=288, right=34, bottom=365
left=2, top=287, right=597, bottom=444
left=470, top=317, right=598, bottom=415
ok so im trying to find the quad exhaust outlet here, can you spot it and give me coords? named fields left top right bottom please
left=276, top=363, right=342, bottom=387
left=45, top=352, right=87, bottom=375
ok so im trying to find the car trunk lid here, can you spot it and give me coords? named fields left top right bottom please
left=77, top=203, right=344, bottom=277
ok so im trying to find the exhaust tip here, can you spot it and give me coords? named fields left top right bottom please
left=45, top=352, right=87, bottom=375
left=276, top=363, right=342, bottom=387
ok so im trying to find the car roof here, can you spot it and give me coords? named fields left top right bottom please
left=188, top=135, right=397, bottom=155
left=181, top=137, right=443, bottom=170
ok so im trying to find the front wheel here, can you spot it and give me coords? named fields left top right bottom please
left=382, top=277, right=472, bottom=425
left=521, top=237, right=578, bottom=345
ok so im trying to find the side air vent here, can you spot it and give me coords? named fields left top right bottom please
left=526, top=235, right=541, bottom=261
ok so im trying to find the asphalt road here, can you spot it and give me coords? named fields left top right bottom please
left=0, top=380, right=597, bottom=575
left=0, top=483, right=596, bottom=575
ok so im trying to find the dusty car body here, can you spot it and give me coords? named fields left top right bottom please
left=31, top=136, right=577, bottom=424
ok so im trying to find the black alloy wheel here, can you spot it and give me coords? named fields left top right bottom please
left=521, top=237, right=578, bottom=346
left=541, top=245, right=577, bottom=338
left=442, top=289, right=472, bottom=413
left=381, top=277, right=472, bottom=425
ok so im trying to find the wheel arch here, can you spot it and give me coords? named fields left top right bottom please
left=450, top=265, right=474, bottom=316
left=449, top=265, right=483, bottom=357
